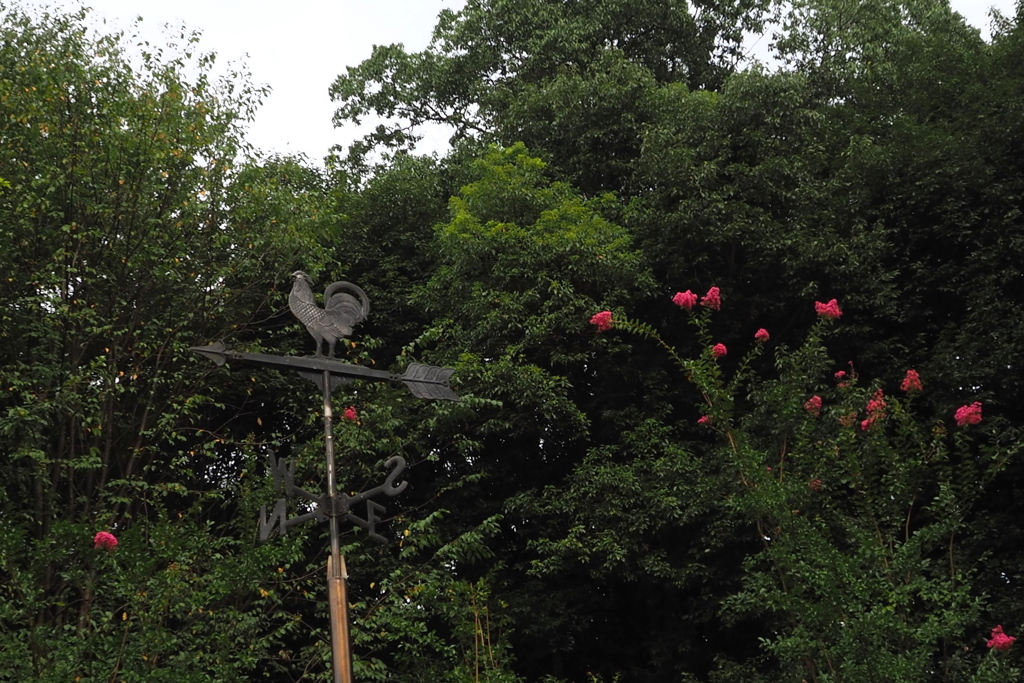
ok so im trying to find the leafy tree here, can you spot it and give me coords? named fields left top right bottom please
left=366, top=143, right=662, bottom=677
left=329, top=0, right=777, bottom=191
left=0, top=5, right=327, bottom=680
left=328, top=153, right=452, bottom=359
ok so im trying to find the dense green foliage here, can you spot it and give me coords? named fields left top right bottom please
left=0, top=5, right=329, bottom=680
left=4, top=0, right=1024, bottom=681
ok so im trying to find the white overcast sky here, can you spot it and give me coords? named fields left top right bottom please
left=26, top=1, right=1018, bottom=165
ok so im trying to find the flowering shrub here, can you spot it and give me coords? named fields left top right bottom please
left=589, top=310, right=614, bottom=331
left=901, top=369, right=923, bottom=393
left=955, top=401, right=983, bottom=427
left=672, top=290, right=697, bottom=310
left=701, top=286, right=721, bottom=311
left=860, top=388, right=887, bottom=431
left=93, top=531, right=118, bottom=551
left=987, top=625, right=1016, bottom=652
left=587, top=288, right=1014, bottom=682
left=804, top=395, right=822, bottom=416
left=814, top=298, right=842, bottom=319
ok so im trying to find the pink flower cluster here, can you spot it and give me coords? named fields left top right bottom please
left=94, top=531, right=118, bottom=551
left=712, top=343, right=727, bottom=359
left=815, top=299, right=843, bottom=319
left=672, top=286, right=720, bottom=311
left=701, top=286, right=721, bottom=311
left=901, top=369, right=923, bottom=393
left=861, top=389, right=887, bottom=431
left=804, top=395, right=822, bottom=417
left=988, top=625, right=1015, bottom=652
left=590, top=310, right=613, bottom=332
left=343, top=406, right=359, bottom=422
left=954, top=402, right=982, bottom=427
left=672, top=290, right=698, bottom=310
left=754, top=328, right=770, bottom=343
left=697, top=415, right=712, bottom=425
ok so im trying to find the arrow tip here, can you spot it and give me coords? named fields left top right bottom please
left=190, top=341, right=228, bottom=366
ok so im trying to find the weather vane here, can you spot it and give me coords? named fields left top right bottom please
left=192, top=271, right=458, bottom=683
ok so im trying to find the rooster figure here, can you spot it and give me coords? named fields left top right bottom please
left=288, top=271, right=370, bottom=357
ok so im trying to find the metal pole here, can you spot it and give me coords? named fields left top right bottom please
left=322, top=371, right=342, bottom=575
left=328, top=555, right=353, bottom=683
left=322, top=370, right=352, bottom=683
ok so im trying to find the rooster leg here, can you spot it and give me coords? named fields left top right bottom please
left=308, top=330, right=324, bottom=357
left=327, top=337, right=337, bottom=358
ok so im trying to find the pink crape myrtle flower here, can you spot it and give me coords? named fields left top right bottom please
left=701, top=286, right=721, bottom=311
left=697, top=415, right=711, bottom=425
left=861, top=389, right=887, bottom=431
left=988, top=625, right=1016, bottom=652
left=712, top=343, right=727, bottom=359
left=814, top=299, right=843, bottom=319
left=901, top=369, right=923, bottom=393
left=804, top=395, right=822, bottom=417
left=590, top=310, right=614, bottom=332
left=866, top=388, right=887, bottom=415
left=94, top=531, right=118, bottom=551
left=754, top=328, right=770, bottom=343
left=954, top=402, right=982, bottom=427
left=672, top=290, right=698, bottom=310
left=343, top=406, right=359, bottom=422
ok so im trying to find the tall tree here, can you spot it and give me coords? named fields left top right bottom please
left=0, top=6, right=328, bottom=680
left=329, top=0, right=776, bottom=192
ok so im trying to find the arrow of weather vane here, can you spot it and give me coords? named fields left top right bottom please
left=190, top=341, right=458, bottom=401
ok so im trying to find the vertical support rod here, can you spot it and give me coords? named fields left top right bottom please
left=322, top=370, right=352, bottom=683
left=328, top=555, right=353, bottom=683
left=322, top=370, right=341, bottom=574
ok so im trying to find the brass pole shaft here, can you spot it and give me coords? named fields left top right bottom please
left=328, top=555, right=353, bottom=683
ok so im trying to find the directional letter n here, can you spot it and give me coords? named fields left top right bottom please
left=259, top=499, right=288, bottom=542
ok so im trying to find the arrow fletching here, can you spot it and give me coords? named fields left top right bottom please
left=401, top=363, right=459, bottom=401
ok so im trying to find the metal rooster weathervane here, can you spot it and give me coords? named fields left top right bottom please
left=288, top=271, right=369, bottom=358
left=191, top=272, right=459, bottom=683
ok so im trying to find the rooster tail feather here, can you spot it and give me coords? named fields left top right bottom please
left=324, top=281, right=370, bottom=325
